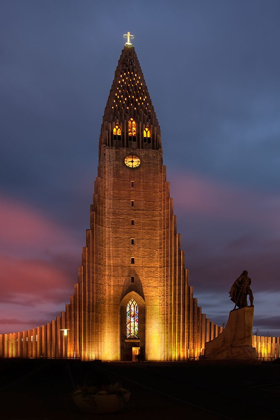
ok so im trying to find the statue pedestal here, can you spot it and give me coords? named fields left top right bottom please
left=204, top=307, right=257, bottom=360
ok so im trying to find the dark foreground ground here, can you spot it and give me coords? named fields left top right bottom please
left=0, top=359, right=279, bottom=420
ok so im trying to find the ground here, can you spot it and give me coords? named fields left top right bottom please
left=0, top=359, right=279, bottom=419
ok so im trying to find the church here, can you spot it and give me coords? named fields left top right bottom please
left=0, top=34, right=276, bottom=361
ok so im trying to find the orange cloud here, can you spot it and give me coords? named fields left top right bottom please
left=0, top=194, right=80, bottom=257
left=0, top=194, right=80, bottom=333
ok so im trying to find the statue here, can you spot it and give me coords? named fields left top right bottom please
left=229, top=270, right=254, bottom=309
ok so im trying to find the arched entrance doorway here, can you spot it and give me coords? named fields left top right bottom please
left=120, top=291, right=145, bottom=361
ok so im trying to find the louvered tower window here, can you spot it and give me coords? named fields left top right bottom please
left=143, top=127, right=151, bottom=143
left=113, top=124, right=121, bottom=140
left=128, top=118, right=136, bottom=141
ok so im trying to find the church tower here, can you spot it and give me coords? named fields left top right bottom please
left=0, top=35, right=224, bottom=361
left=79, top=34, right=191, bottom=361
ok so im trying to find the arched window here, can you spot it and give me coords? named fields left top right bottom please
left=113, top=124, right=121, bottom=140
left=126, top=298, right=139, bottom=338
left=143, top=127, right=151, bottom=143
left=128, top=118, right=137, bottom=141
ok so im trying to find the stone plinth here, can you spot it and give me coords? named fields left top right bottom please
left=204, top=307, right=257, bottom=360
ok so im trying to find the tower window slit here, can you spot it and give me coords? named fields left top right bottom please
left=131, top=276, right=135, bottom=283
left=131, top=238, right=135, bottom=245
left=131, top=219, right=134, bottom=226
left=131, top=200, right=134, bottom=207
left=131, top=181, right=134, bottom=188
left=131, top=257, right=135, bottom=264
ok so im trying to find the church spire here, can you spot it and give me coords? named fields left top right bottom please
left=99, top=34, right=161, bottom=151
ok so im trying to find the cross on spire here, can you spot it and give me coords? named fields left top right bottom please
left=123, top=31, right=134, bottom=46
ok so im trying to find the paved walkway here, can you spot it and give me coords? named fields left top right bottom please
left=0, top=360, right=279, bottom=419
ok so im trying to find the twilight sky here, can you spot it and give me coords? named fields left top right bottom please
left=1, top=0, right=280, bottom=336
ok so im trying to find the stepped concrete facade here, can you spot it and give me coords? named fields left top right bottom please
left=0, top=39, right=278, bottom=361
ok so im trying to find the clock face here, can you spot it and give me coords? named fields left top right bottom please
left=124, top=155, right=141, bottom=168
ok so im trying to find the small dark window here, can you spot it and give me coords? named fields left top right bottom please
left=131, top=257, right=135, bottom=264
left=131, top=200, right=134, bottom=207
left=131, top=238, right=135, bottom=245
left=131, top=181, right=134, bottom=188
left=131, top=276, right=135, bottom=283
left=131, top=220, right=134, bottom=226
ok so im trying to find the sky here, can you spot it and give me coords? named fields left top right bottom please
left=1, top=0, right=280, bottom=336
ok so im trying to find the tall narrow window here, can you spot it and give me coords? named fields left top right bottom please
left=131, top=238, right=135, bottom=245
left=131, top=257, right=135, bottom=264
left=131, top=200, right=134, bottom=207
left=131, top=219, right=135, bottom=226
left=126, top=299, right=138, bottom=338
left=143, top=127, right=151, bottom=139
left=128, top=118, right=136, bottom=140
left=131, top=181, right=134, bottom=188
left=113, top=124, right=121, bottom=140
left=131, top=276, right=135, bottom=283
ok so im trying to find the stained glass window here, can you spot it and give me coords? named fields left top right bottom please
left=126, top=299, right=139, bottom=338
left=128, top=118, right=137, bottom=136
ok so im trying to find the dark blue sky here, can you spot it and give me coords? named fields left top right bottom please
left=1, top=0, right=280, bottom=335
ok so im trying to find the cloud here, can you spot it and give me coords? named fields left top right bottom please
left=0, top=195, right=80, bottom=333
left=0, top=194, right=78, bottom=254
left=164, top=172, right=280, bottom=296
left=0, top=255, right=74, bottom=304
left=0, top=318, right=48, bottom=326
left=194, top=290, right=280, bottom=337
left=169, top=171, right=280, bottom=229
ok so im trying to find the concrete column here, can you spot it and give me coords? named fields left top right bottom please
left=276, top=337, right=280, bottom=358
left=41, top=325, right=47, bottom=358
left=61, top=311, right=66, bottom=358
left=193, top=298, right=198, bottom=358
left=189, top=286, right=194, bottom=358
left=0, top=335, right=3, bottom=357
left=210, top=322, right=215, bottom=341
left=27, top=330, right=32, bottom=357
left=4, top=334, right=8, bottom=358
left=36, top=327, right=42, bottom=358
left=66, top=304, right=71, bottom=358
left=201, top=314, right=206, bottom=354
left=180, top=250, right=184, bottom=360
left=197, top=307, right=202, bottom=357
left=184, top=269, right=189, bottom=359
left=74, top=284, right=80, bottom=358
left=46, top=323, right=51, bottom=358
left=56, top=316, right=61, bottom=358
left=206, top=319, right=210, bottom=343
left=51, top=320, right=56, bottom=358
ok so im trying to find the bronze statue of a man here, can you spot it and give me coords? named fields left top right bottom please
left=229, top=270, right=254, bottom=309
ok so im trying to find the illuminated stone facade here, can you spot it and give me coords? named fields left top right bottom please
left=0, top=43, right=277, bottom=361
